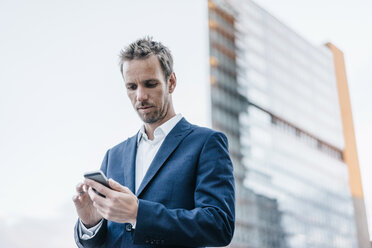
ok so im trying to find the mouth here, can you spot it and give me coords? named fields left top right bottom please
left=138, top=106, right=153, bottom=110
left=137, top=106, right=154, bottom=113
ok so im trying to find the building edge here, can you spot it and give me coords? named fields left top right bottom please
left=326, top=42, right=371, bottom=248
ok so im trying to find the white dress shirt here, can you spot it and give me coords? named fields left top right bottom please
left=135, top=113, right=182, bottom=193
left=79, top=113, right=183, bottom=240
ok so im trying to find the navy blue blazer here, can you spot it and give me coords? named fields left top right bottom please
left=74, top=118, right=235, bottom=247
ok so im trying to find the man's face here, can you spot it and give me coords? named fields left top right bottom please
left=123, top=55, right=175, bottom=124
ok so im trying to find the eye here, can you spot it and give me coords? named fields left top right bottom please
left=145, top=80, right=158, bottom=88
left=126, top=84, right=137, bottom=90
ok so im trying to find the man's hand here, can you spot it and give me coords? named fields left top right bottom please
left=84, top=178, right=138, bottom=224
left=72, top=182, right=103, bottom=228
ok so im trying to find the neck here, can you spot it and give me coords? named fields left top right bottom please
left=144, top=107, right=176, bottom=140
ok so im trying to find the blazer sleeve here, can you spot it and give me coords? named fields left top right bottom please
left=133, top=132, right=235, bottom=247
left=74, top=219, right=108, bottom=248
left=74, top=150, right=110, bottom=248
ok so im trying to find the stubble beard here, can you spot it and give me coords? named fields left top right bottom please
left=138, top=101, right=168, bottom=124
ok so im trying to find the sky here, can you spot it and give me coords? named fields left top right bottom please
left=0, top=1, right=208, bottom=246
left=0, top=0, right=371, bottom=247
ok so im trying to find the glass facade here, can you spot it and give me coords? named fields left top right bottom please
left=208, top=1, right=286, bottom=247
left=208, top=0, right=359, bottom=247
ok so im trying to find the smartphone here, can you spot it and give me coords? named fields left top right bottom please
left=84, top=170, right=111, bottom=197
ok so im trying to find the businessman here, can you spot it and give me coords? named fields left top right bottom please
left=73, top=37, right=235, bottom=247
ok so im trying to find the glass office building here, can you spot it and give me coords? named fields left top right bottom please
left=208, top=1, right=286, bottom=247
left=207, top=0, right=369, bottom=247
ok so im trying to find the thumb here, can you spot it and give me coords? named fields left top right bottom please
left=109, top=178, right=131, bottom=193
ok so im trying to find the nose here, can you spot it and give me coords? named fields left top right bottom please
left=136, top=85, right=148, bottom=102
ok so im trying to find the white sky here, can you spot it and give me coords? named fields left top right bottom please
left=0, top=1, right=208, bottom=246
left=0, top=0, right=371, bottom=246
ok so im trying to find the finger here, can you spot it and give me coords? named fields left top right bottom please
left=72, top=194, right=85, bottom=207
left=95, top=205, right=108, bottom=220
left=75, top=182, right=85, bottom=194
left=87, top=186, right=107, bottom=207
left=84, top=179, right=112, bottom=197
left=109, top=178, right=131, bottom=193
left=92, top=199, right=107, bottom=214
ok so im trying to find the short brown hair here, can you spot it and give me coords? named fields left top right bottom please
left=119, top=37, right=174, bottom=81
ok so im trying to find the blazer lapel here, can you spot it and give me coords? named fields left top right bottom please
left=136, top=118, right=193, bottom=197
left=123, top=133, right=138, bottom=194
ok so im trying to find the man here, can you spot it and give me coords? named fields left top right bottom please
left=73, top=37, right=235, bottom=247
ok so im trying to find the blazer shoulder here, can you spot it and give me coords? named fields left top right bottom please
left=189, top=124, right=228, bottom=143
left=190, top=124, right=225, bottom=136
left=107, top=133, right=138, bottom=154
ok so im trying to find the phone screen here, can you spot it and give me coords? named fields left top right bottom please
left=84, top=170, right=111, bottom=197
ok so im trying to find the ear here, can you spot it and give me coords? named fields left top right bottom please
left=168, top=72, right=176, bottom=94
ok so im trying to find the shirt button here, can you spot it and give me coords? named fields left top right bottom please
left=125, top=223, right=133, bottom=232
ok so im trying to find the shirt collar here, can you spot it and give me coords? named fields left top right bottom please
left=137, top=113, right=183, bottom=143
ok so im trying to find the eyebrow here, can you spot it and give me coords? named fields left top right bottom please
left=125, top=78, right=159, bottom=85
